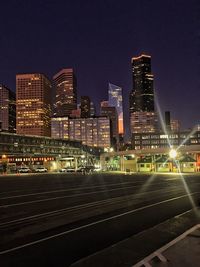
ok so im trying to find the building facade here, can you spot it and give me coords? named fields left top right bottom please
left=108, top=83, right=124, bottom=135
left=0, top=131, right=101, bottom=172
left=69, top=117, right=111, bottom=148
left=100, top=105, right=118, bottom=140
left=132, top=131, right=200, bottom=150
left=130, top=54, right=157, bottom=134
left=51, top=117, right=69, bottom=139
left=0, top=84, right=16, bottom=132
left=16, top=73, right=52, bottom=137
left=130, top=111, right=158, bottom=134
left=53, top=68, right=77, bottom=117
left=81, top=96, right=91, bottom=118
left=171, top=119, right=180, bottom=132
left=90, top=101, right=96, bottom=117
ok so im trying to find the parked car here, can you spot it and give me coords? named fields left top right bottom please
left=59, top=167, right=76, bottom=173
left=59, top=168, right=68, bottom=173
left=34, top=166, right=48, bottom=173
left=18, top=166, right=31, bottom=173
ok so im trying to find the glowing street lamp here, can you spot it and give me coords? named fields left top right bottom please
left=169, top=149, right=177, bottom=159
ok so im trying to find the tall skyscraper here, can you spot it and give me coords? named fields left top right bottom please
left=100, top=106, right=118, bottom=140
left=81, top=96, right=91, bottom=118
left=130, top=54, right=157, bottom=134
left=108, top=83, right=124, bottom=135
left=165, top=111, right=171, bottom=132
left=0, top=84, right=16, bottom=132
left=53, top=68, right=77, bottom=117
left=16, top=73, right=51, bottom=137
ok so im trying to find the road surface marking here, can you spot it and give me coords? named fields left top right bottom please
left=0, top=188, right=186, bottom=226
left=0, top=186, right=184, bottom=208
left=0, top=192, right=199, bottom=255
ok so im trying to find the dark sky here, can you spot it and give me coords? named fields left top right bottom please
left=0, top=0, right=199, bottom=134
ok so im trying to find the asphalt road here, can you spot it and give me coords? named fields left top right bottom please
left=0, top=172, right=200, bottom=267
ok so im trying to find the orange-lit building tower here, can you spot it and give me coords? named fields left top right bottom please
left=108, top=83, right=124, bottom=135
left=53, top=68, right=77, bottom=117
left=16, top=73, right=52, bottom=137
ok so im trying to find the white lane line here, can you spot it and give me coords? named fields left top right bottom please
left=0, top=178, right=187, bottom=203
left=0, top=192, right=199, bottom=255
left=0, top=188, right=186, bottom=226
left=0, top=186, right=183, bottom=208
left=0, top=178, right=183, bottom=199
left=0, top=181, right=149, bottom=200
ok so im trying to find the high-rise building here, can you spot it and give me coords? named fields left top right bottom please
left=108, top=83, right=124, bottom=134
left=53, top=68, right=77, bottom=117
left=0, top=84, right=16, bottom=132
left=130, top=54, right=157, bottom=133
left=51, top=117, right=69, bottom=139
left=69, top=117, right=111, bottom=148
left=16, top=73, right=51, bottom=137
left=130, top=112, right=158, bottom=134
left=165, top=111, right=171, bottom=132
left=90, top=101, right=96, bottom=117
left=100, top=106, right=118, bottom=139
left=171, top=119, right=180, bottom=132
left=81, top=96, right=91, bottom=118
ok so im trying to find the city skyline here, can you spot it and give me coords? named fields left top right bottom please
left=0, top=0, right=198, bottom=132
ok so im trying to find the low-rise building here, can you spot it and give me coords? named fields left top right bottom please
left=132, top=130, right=200, bottom=150
left=69, top=117, right=111, bottom=148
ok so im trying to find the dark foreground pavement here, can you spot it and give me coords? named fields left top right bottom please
left=70, top=209, right=200, bottom=267
left=0, top=172, right=200, bottom=266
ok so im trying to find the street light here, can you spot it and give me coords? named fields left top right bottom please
left=169, top=149, right=177, bottom=159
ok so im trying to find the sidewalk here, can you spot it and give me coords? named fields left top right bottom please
left=150, top=226, right=200, bottom=266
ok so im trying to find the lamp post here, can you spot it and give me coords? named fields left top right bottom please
left=169, top=148, right=178, bottom=172
left=1, top=154, right=7, bottom=174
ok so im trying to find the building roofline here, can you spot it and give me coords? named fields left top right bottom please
left=132, top=54, right=151, bottom=61
left=16, top=73, right=51, bottom=82
left=53, top=68, right=74, bottom=80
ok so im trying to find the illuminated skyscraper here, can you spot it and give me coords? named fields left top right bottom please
left=0, top=84, right=16, bottom=132
left=130, top=54, right=157, bottom=133
left=108, top=83, right=124, bottom=135
left=100, top=105, right=118, bottom=139
left=53, top=68, right=77, bottom=117
left=16, top=74, right=51, bottom=137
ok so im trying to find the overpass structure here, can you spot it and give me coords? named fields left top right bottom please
left=0, top=132, right=102, bottom=171
left=101, top=145, right=200, bottom=173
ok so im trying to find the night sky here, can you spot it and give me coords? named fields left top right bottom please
left=0, top=0, right=199, bottom=136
